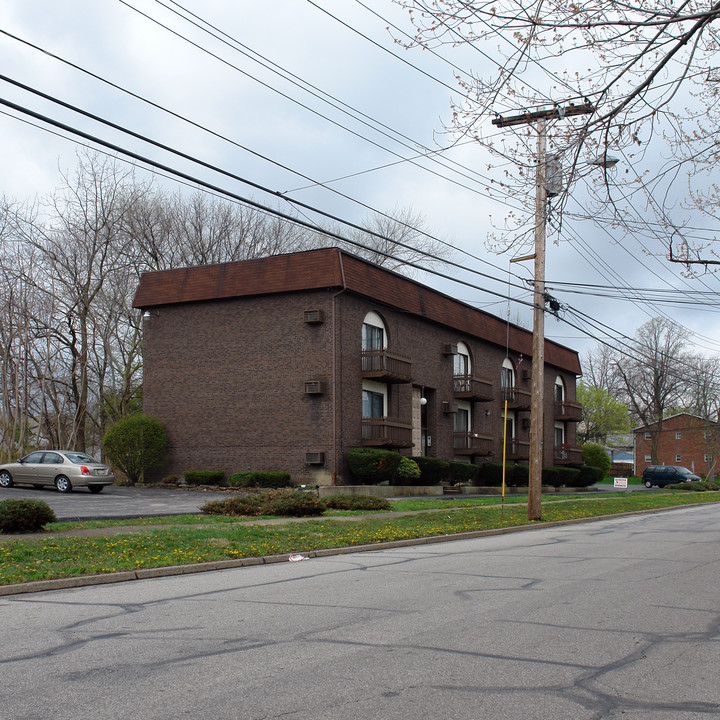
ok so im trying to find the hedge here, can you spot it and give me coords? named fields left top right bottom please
left=202, top=489, right=325, bottom=517
left=228, top=471, right=292, bottom=488
left=183, top=470, right=226, bottom=486
left=449, top=461, right=478, bottom=484
left=413, top=456, right=450, bottom=484
left=346, top=448, right=402, bottom=484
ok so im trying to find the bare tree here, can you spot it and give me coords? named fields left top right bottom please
left=0, top=150, right=448, bottom=459
left=395, top=1, right=720, bottom=257
left=321, top=206, right=451, bottom=273
left=683, top=353, right=720, bottom=480
left=613, top=317, right=691, bottom=463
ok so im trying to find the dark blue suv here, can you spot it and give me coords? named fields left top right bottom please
left=642, top=465, right=701, bottom=488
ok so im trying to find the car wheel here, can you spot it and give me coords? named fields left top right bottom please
left=55, top=476, right=73, bottom=493
left=88, top=485, right=104, bottom=494
left=0, top=470, right=13, bottom=488
left=644, top=480, right=653, bottom=488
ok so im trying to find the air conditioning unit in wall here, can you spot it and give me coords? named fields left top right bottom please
left=521, top=369, right=531, bottom=381
left=304, top=380, right=326, bottom=395
left=303, top=309, right=324, bottom=324
left=442, top=343, right=458, bottom=355
left=305, top=451, right=325, bottom=465
left=442, top=401, right=459, bottom=413
left=521, top=418, right=530, bottom=430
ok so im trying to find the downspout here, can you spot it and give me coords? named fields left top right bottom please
left=331, top=252, right=348, bottom=485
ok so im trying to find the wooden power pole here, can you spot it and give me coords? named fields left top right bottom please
left=492, top=102, right=594, bottom=521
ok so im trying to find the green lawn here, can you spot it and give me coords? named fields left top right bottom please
left=2, top=491, right=719, bottom=586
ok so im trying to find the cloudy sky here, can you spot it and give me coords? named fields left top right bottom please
left=2, top=0, right=719, bottom=362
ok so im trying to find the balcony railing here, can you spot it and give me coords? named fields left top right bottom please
left=504, top=439, right=530, bottom=461
left=453, top=375, right=494, bottom=402
left=501, top=386, right=531, bottom=410
left=555, top=444, right=583, bottom=464
left=361, top=417, right=413, bottom=448
left=361, top=350, right=413, bottom=383
left=554, top=401, right=583, bottom=422
left=453, top=432, right=494, bottom=456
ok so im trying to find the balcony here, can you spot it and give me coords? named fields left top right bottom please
left=361, top=350, right=413, bottom=383
left=361, top=417, right=413, bottom=448
left=555, top=444, right=583, bottom=465
left=501, top=386, right=531, bottom=410
left=453, top=375, right=494, bottom=402
left=504, top=439, right=530, bottom=461
left=453, top=432, right=494, bottom=457
left=554, top=401, right=583, bottom=422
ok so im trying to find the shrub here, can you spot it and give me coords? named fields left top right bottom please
left=395, top=457, right=421, bottom=485
left=228, top=471, right=292, bottom=488
left=554, top=467, right=582, bottom=487
left=542, top=466, right=561, bottom=486
left=162, top=475, right=179, bottom=485
left=102, top=414, right=168, bottom=485
left=202, top=495, right=265, bottom=516
left=413, top=456, right=450, bottom=484
left=346, top=448, right=402, bottom=484
left=323, top=494, right=392, bottom=511
left=0, top=499, right=56, bottom=533
left=668, top=480, right=720, bottom=492
left=475, top=462, right=505, bottom=487
left=228, top=472, right=254, bottom=488
left=582, top=443, right=611, bottom=477
left=184, top=470, right=226, bottom=486
left=449, top=461, right=478, bottom=484
left=263, top=489, right=326, bottom=517
left=509, top=464, right=529, bottom=486
left=202, top=489, right=325, bottom=517
left=574, top=465, right=604, bottom=487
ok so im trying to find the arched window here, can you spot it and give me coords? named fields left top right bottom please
left=453, top=341, right=471, bottom=377
left=501, top=358, right=515, bottom=389
left=362, top=311, right=386, bottom=351
left=554, top=376, right=565, bottom=402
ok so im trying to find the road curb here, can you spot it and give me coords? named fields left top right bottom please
left=1, top=503, right=703, bottom=597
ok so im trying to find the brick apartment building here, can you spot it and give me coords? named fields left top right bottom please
left=634, top=413, right=718, bottom=477
left=132, top=248, right=583, bottom=485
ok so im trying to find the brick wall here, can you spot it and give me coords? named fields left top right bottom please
left=634, top=414, right=717, bottom=476
left=142, top=288, right=580, bottom=484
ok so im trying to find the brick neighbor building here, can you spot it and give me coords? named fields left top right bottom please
left=634, top=413, right=718, bottom=477
left=132, top=248, right=583, bottom=485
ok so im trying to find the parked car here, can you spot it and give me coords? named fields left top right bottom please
left=641, top=465, right=700, bottom=488
left=0, top=451, right=114, bottom=493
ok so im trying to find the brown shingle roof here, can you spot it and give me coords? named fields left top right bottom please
left=133, top=247, right=581, bottom=373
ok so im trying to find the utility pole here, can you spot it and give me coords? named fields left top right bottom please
left=493, top=102, right=594, bottom=521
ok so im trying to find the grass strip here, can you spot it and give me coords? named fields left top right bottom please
left=2, top=492, right=719, bottom=585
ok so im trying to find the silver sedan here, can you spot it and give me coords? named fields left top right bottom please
left=0, top=450, right=115, bottom=493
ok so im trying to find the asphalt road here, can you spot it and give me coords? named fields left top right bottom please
left=1, top=504, right=718, bottom=719
left=0, top=484, right=234, bottom=520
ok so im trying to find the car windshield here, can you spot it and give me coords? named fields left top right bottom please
left=64, top=452, right=98, bottom=464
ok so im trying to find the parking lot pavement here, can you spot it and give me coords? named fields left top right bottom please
left=0, top=485, right=234, bottom=521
